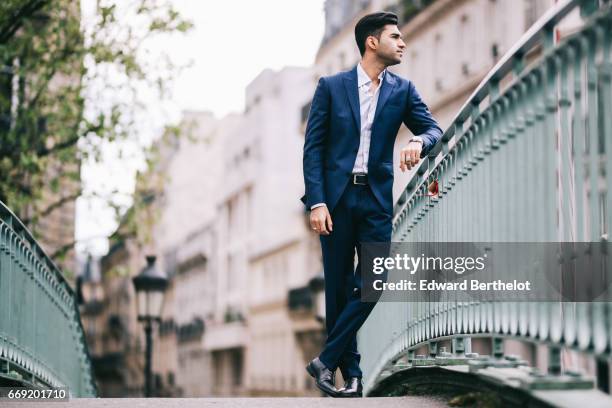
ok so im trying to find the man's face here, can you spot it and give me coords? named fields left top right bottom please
left=369, top=25, right=406, bottom=65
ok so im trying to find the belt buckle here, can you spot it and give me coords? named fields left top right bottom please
left=353, top=174, right=366, bottom=185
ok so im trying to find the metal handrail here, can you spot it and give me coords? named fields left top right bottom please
left=393, top=0, right=594, bottom=218
left=0, top=200, right=97, bottom=396
left=361, top=0, right=612, bottom=401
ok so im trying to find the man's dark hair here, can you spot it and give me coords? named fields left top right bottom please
left=354, top=12, right=399, bottom=56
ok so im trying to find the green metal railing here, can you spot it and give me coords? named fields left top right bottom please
left=359, top=0, right=612, bottom=403
left=0, top=201, right=96, bottom=396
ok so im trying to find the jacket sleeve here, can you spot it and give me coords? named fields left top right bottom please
left=302, top=77, right=330, bottom=208
left=403, top=81, right=443, bottom=158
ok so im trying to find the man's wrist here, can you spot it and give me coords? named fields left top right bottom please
left=311, top=203, right=327, bottom=210
left=409, top=136, right=424, bottom=146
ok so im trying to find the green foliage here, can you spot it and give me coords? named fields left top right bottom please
left=0, top=0, right=192, bottom=258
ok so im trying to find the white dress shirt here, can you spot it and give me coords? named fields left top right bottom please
left=311, top=64, right=386, bottom=211
left=352, top=62, right=386, bottom=174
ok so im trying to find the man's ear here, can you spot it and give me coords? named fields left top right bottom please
left=367, top=36, right=378, bottom=51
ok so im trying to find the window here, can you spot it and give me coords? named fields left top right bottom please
left=459, top=13, right=476, bottom=76
left=227, top=197, right=236, bottom=234
left=227, top=254, right=235, bottom=291
left=404, top=49, right=416, bottom=84
left=525, top=0, right=545, bottom=29
left=231, top=349, right=243, bottom=386
left=300, top=100, right=312, bottom=125
left=434, top=33, right=444, bottom=91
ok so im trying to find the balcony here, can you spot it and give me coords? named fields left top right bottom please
left=204, top=321, right=247, bottom=351
left=177, top=318, right=205, bottom=343
left=287, top=286, right=313, bottom=311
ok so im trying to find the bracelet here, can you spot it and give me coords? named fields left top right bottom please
left=408, top=138, right=423, bottom=145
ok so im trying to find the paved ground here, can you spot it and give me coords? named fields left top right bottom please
left=3, top=397, right=449, bottom=407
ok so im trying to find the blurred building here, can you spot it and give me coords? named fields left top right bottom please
left=172, top=223, right=216, bottom=396
left=79, top=130, right=199, bottom=397
left=79, top=223, right=145, bottom=397
left=128, top=110, right=225, bottom=396
left=237, top=67, right=321, bottom=396
left=138, top=66, right=321, bottom=397
left=151, top=111, right=227, bottom=396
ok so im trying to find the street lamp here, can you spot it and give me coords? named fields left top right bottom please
left=132, top=255, right=168, bottom=397
left=78, top=255, right=104, bottom=306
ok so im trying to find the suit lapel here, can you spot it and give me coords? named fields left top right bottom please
left=343, top=67, right=360, bottom=133
left=367, top=73, right=397, bottom=172
left=373, top=73, right=397, bottom=124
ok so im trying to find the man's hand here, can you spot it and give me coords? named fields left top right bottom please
left=310, top=206, right=333, bottom=235
left=399, top=138, right=423, bottom=172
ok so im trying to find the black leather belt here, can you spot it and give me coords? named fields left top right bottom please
left=352, top=173, right=368, bottom=185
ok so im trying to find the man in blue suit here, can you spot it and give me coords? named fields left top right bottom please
left=301, top=12, right=442, bottom=397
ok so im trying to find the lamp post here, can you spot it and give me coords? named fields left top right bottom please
left=132, top=255, right=168, bottom=397
left=78, top=255, right=104, bottom=306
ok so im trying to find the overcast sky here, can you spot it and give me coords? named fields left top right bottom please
left=75, top=0, right=326, bottom=257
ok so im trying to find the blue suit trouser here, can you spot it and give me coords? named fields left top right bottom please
left=318, top=182, right=392, bottom=378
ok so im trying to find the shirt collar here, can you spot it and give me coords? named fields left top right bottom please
left=357, top=63, right=386, bottom=88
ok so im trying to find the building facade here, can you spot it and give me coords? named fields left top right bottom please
left=240, top=67, right=322, bottom=396
left=80, top=229, right=147, bottom=396
left=148, top=67, right=323, bottom=396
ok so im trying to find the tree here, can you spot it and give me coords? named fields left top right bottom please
left=0, top=0, right=192, bottom=265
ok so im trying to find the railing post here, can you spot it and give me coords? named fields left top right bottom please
left=513, top=53, right=525, bottom=77
left=492, top=337, right=504, bottom=359
left=489, top=79, right=499, bottom=99
left=428, top=341, right=438, bottom=358
left=548, top=346, right=561, bottom=375
left=452, top=336, right=472, bottom=356
left=596, top=359, right=610, bottom=393
left=407, top=349, right=415, bottom=364
left=580, top=0, right=598, bottom=17
left=542, top=24, right=554, bottom=52
left=452, top=337, right=465, bottom=356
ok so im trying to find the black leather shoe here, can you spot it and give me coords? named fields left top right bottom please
left=338, top=377, right=363, bottom=398
left=306, top=358, right=339, bottom=397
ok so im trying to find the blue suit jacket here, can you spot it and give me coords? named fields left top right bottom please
left=301, top=66, right=442, bottom=215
